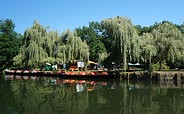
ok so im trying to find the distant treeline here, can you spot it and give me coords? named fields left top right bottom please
left=1, top=16, right=184, bottom=71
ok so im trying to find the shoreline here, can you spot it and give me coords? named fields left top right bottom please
left=3, top=69, right=184, bottom=82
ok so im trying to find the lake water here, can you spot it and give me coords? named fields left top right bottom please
left=0, top=74, right=184, bottom=114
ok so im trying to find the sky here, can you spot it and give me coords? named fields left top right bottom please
left=1, top=0, right=184, bottom=34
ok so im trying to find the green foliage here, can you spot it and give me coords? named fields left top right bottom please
left=0, top=19, right=15, bottom=36
left=139, top=33, right=157, bottom=70
left=89, top=37, right=106, bottom=62
left=0, top=19, right=21, bottom=70
left=13, top=20, right=49, bottom=68
left=151, top=60, right=170, bottom=71
left=101, top=17, right=140, bottom=69
left=151, top=21, right=184, bottom=70
left=3, top=17, right=184, bottom=71
left=135, top=25, right=152, bottom=35
left=98, top=52, right=108, bottom=64
left=40, top=57, right=56, bottom=65
left=62, top=30, right=89, bottom=64
left=76, top=21, right=106, bottom=62
left=14, top=21, right=89, bottom=68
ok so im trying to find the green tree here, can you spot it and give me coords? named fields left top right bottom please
left=101, top=17, right=140, bottom=70
left=152, top=21, right=184, bottom=70
left=139, top=33, right=157, bottom=70
left=76, top=21, right=106, bottom=62
left=135, top=25, right=152, bottom=35
left=0, top=19, right=21, bottom=70
left=89, top=37, right=106, bottom=62
left=14, top=20, right=89, bottom=68
left=14, top=20, right=48, bottom=68
left=61, top=30, right=89, bottom=64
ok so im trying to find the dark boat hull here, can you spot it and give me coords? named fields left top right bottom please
left=5, top=71, right=118, bottom=79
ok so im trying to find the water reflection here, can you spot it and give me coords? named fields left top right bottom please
left=5, top=75, right=110, bottom=92
left=1, top=75, right=184, bottom=114
left=76, top=84, right=84, bottom=92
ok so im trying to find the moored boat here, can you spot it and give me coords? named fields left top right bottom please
left=4, top=69, right=116, bottom=79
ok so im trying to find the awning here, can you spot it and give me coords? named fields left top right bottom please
left=128, top=63, right=140, bottom=66
left=46, top=63, right=51, bottom=65
left=88, top=61, right=98, bottom=64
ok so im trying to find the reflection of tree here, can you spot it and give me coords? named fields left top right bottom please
left=0, top=77, right=17, bottom=113
left=117, top=81, right=184, bottom=114
left=4, top=76, right=184, bottom=114
left=85, top=80, right=184, bottom=114
left=10, top=78, right=89, bottom=114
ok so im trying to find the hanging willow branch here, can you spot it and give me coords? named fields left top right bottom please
left=102, top=17, right=140, bottom=70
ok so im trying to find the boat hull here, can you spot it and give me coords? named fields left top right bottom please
left=5, top=70, right=118, bottom=79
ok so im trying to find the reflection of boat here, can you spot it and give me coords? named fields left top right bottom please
left=87, top=86, right=95, bottom=91
left=5, top=75, right=109, bottom=91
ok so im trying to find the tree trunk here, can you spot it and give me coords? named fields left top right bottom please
left=159, top=61, right=162, bottom=71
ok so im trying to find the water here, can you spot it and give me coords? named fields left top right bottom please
left=0, top=74, right=184, bottom=114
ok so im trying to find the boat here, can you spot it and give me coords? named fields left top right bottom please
left=4, top=69, right=117, bottom=79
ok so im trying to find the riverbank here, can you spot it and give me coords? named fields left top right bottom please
left=4, top=69, right=184, bottom=81
left=120, top=71, right=184, bottom=82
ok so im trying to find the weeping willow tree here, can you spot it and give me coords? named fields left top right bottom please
left=45, top=31, right=60, bottom=57
left=101, top=17, right=140, bottom=70
left=61, top=30, right=89, bottom=65
left=14, top=21, right=89, bottom=68
left=98, top=52, right=108, bottom=64
left=40, top=31, right=60, bottom=65
left=13, top=20, right=48, bottom=68
left=152, top=21, right=184, bottom=70
left=140, top=33, right=157, bottom=70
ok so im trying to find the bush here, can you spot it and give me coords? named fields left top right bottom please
left=151, top=61, right=169, bottom=71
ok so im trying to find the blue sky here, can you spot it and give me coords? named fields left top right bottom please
left=1, top=0, right=184, bottom=34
